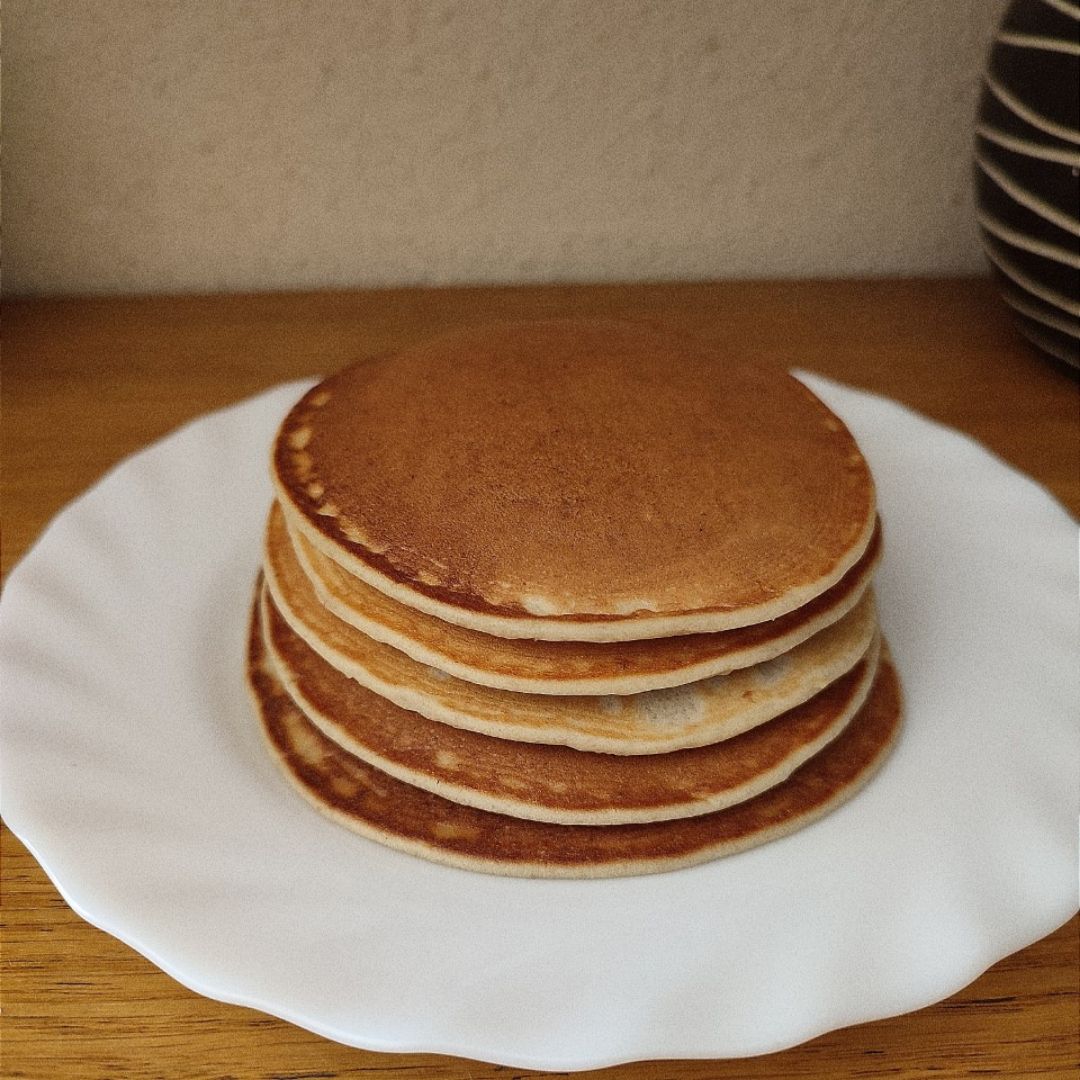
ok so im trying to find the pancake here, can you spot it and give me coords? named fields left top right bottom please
left=285, top=502, right=883, bottom=695
left=272, top=319, right=876, bottom=641
left=247, top=590, right=903, bottom=878
left=264, top=510, right=880, bottom=754
left=261, top=582, right=881, bottom=825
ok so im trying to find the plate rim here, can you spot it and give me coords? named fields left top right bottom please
left=1, top=373, right=1077, bottom=1071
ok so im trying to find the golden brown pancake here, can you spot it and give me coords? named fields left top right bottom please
left=247, top=590, right=903, bottom=878
left=284, top=502, right=883, bottom=695
left=273, top=320, right=876, bottom=641
left=261, top=583, right=881, bottom=825
left=263, top=508, right=880, bottom=754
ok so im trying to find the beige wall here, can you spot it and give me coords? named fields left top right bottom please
left=3, top=1, right=1006, bottom=297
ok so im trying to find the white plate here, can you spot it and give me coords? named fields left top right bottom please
left=1, top=376, right=1076, bottom=1071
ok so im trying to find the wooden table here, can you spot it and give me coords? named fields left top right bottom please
left=3, top=279, right=1077, bottom=1079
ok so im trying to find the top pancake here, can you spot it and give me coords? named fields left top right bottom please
left=274, top=319, right=876, bottom=641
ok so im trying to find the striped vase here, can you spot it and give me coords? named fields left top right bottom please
left=975, top=0, right=1079, bottom=370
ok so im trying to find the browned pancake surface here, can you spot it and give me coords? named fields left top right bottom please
left=274, top=320, right=876, bottom=627
left=261, top=584, right=880, bottom=824
left=285, top=501, right=882, bottom=693
left=248, top=589, right=903, bottom=877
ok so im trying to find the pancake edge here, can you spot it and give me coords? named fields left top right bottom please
left=273, top=480, right=878, bottom=642
left=288, top=508, right=882, bottom=695
left=261, top=580, right=882, bottom=825
left=264, top=726, right=900, bottom=878
left=264, top=532, right=881, bottom=754
left=249, top=624, right=903, bottom=879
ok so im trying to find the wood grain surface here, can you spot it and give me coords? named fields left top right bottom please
left=2, top=279, right=1078, bottom=1079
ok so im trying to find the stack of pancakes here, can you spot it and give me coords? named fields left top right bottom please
left=247, top=320, right=901, bottom=878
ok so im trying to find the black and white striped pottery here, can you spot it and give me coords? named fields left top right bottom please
left=976, top=0, right=1080, bottom=369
